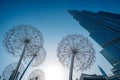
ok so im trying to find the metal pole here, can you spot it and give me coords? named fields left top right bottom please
left=19, top=55, right=36, bottom=80
left=9, top=43, right=27, bottom=80
left=69, top=53, right=75, bottom=80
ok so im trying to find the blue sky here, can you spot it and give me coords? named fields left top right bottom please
left=0, top=0, right=120, bottom=80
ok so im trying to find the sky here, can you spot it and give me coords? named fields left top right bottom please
left=0, top=0, right=120, bottom=80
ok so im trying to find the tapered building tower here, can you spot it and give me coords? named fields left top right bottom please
left=98, top=65, right=107, bottom=77
left=68, top=10, right=120, bottom=75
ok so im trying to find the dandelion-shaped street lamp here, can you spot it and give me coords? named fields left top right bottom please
left=28, top=69, right=45, bottom=80
left=19, top=48, right=46, bottom=80
left=57, top=34, right=95, bottom=80
left=2, top=62, right=24, bottom=80
left=4, top=24, right=43, bottom=80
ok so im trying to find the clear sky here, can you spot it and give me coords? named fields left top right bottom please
left=0, top=0, right=120, bottom=80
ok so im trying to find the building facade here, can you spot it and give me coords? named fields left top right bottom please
left=68, top=10, right=120, bottom=79
left=80, top=74, right=106, bottom=80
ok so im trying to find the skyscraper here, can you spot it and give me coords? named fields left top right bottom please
left=68, top=10, right=120, bottom=75
left=98, top=65, right=107, bottom=77
left=80, top=74, right=106, bottom=80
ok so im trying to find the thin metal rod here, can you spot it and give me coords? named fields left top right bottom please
left=19, top=55, right=36, bottom=80
left=9, top=43, right=27, bottom=80
left=69, top=53, right=75, bottom=80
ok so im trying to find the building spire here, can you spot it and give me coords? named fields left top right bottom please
left=98, top=65, right=107, bottom=77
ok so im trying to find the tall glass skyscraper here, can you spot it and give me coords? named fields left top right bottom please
left=68, top=10, right=120, bottom=75
left=98, top=65, right=107, bottom=77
